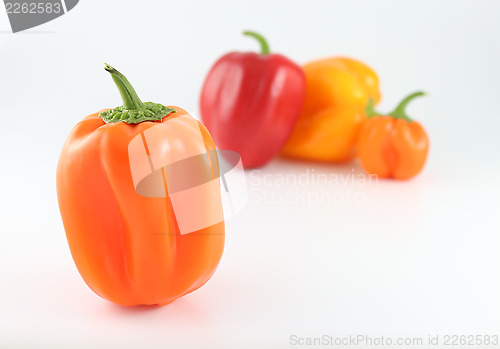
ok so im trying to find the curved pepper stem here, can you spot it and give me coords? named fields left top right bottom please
left=243, top=31, right=270, bottom=55
left=104, top=63, right=143, bottom=110
left=389, top=91, right=426, bottom=122
left=100, top=64, right=175, bottom=124
left=365, top=98, right=381, bottom=119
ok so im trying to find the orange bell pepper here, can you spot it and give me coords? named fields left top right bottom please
left=56, top=64, right=224, bottom=306
left=281, top=57, right=380, bottom=162
left=357, top=92, right=429, bottom=180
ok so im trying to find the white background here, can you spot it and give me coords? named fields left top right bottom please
left=1, top=1, right=499, bottom=348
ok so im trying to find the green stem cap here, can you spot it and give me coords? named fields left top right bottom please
left=243, top=31, right=270, bottom=55
left=99, top=63, right=175, bottom=124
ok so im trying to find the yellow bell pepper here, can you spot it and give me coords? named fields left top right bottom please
left=281, top=57, right=381, bottom=162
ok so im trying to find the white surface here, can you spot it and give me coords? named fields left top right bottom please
left=1, top=0, right=499, bottom=348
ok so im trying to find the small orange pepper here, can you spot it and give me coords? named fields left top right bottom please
left=281, top=57, right=380, bottom=162
left=357, top=92, right=429, bottom=180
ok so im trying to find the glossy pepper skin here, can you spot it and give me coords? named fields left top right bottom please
left=358, top=92, right=429, bottom=180
left=57, top=65, right=224, bottom=306
left=281, top=57, right=380, bottom=162
left=200, top=31, right=306, bottom=168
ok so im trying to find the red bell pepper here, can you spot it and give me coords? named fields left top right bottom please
left=200, top=31, right=306, bottom=168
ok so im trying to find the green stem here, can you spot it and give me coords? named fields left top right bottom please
left=365, top=98, right=381, bottom=119
left=243, top=31, right=270, bottom=55
left=99, top=64, right=175, bottom=124
left=104, top=63, right=143, bottom=109
left=389, top=91, right=426, bottom=122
